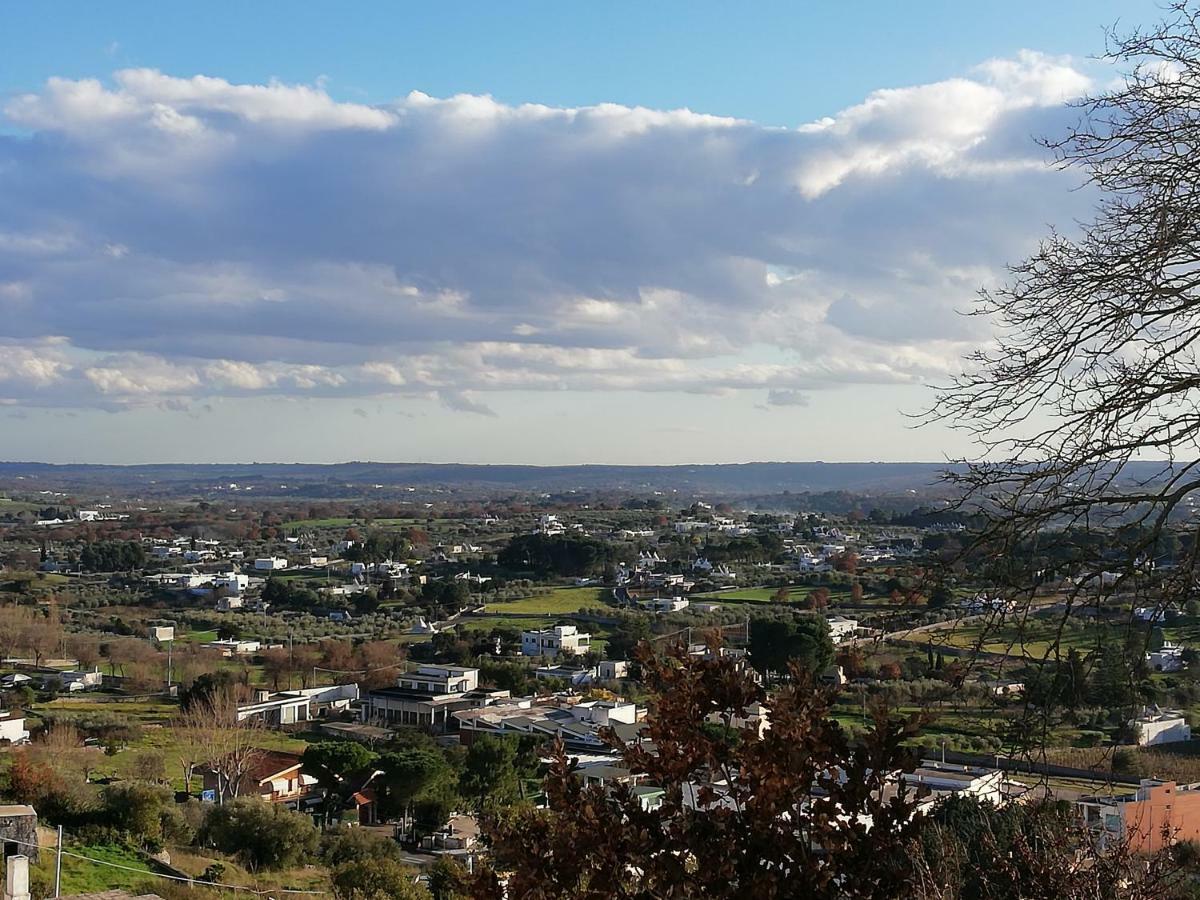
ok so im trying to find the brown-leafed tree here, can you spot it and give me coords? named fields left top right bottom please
left=473, top=640, right=927, bottom=899
left=471, top=642, right=1188, bottom=899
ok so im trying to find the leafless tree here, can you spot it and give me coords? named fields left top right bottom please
left=932, top=2, right=1200, bottom=759
left=177, top=688, right=263, bottom=801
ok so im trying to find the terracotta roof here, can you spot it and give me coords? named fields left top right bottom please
left=241, top=750, right=304, bottom=783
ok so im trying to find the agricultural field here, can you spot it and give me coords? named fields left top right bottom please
left=694, top=585, right=857, bottom=605
left=481, top=586, right=608, bottom=616
left=935, top=618, right=1116, bottom=659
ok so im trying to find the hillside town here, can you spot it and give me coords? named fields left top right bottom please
left=0, top=472, right=1195, bottom=896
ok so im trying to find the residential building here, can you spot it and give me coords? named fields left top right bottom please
left=1132, top=709, right=1191, bottom=746
left=253, top=557, right=288, bottom=571
left=903, top=761, right=1018, bottom=806
left=454, top=696, right=641, bottom=749
left=237, top=683, right=360, bottom=726
left=1079, top=780, right=1200, bottom=853
left=201, top=750, right=318, bottom=806
left=598, top=660, right=630, bottom=680
left=214, top=572, right=249, bottom=594
left=361, top=665, right=506, bottom=733
left=640, top=597, right=689, bottom=613
left=205, top=638, right=261, bottom=657
left=521, top=625, right=592, bottom=658
left=826, top=615, right=859, bottom=643
left=0, top=711, right=30, bottom=745
left=1148, top=643, right=1187, bottom=673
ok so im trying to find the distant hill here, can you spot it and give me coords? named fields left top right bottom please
left=0, top=459, right=1180, bottom=500
left=0, top=460, right=955, bottom=498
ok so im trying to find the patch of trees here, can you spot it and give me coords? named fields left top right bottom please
left=748, top=611, right=834, bottom=680
left=342, top=532, right=409, bottom=563
left=261, top=576, right=322, bottom=611
left=79, top=541, right=145, bottom=572
left=497, top=533, right=613, bottom=577
left=200, top=798, right=319, bottom=870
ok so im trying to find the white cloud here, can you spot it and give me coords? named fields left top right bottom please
left=0, top=56, right=1097, bottom=413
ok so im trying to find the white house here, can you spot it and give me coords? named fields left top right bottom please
left=640, top=597, right=689, bottom=613
left=1147, top=643, right=1187, bottom=673
left=213, top=573, right=249, bottom=594
left=903, top=761, right=1015, bottom=806
left=205, top=638, right=261, bottom=657
left=1132, top=709, right=1191, bottom=746
left=826, top=615, right=859, bottom=643
left=1134, top=606, right=1170, bottom=624
left=253, top=557, right=288, bottom=571
left=0, top=710, right=30, bottom=745
left=598, top=660, right=630, bottom=680
left=521, top=625, right=592, bottom=658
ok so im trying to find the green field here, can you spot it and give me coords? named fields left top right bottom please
left=483, top=587, right=608, bottom=615
left=178, top=629, right=218, bottom=643
left=937, top=619, right=1113, bottom=658
left=34, top=842, right=154, bottom=897
left=694, top=585, right=855, bottom=605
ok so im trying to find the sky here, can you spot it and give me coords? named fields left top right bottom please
left=0, top=1, right=1165, bottom=465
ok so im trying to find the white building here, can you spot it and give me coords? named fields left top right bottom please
left=205, top=638, right=261, bottom=657
left=640, top=597, right=689, bottom=613
left=522, top=625, right=592, bottom=658
left=254, top=557, right=288, bottom=571
left=214, top=573, right=249, bottom=594
left=903, top=761, right=1017, bottom=806
left=1132, top=709, right=1191, bottom=746
left=237, top=683, right=360, bottom=726
left=0, top=711, right=30, bottom=745
left=1147, top=643, right=1187, bottom=673
left=826, top=615, right=859, bottom=643
left=598, top=660, right=630, bottom=680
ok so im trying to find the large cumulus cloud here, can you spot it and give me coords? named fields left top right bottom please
left=0, top=54, right=1096, bottom=413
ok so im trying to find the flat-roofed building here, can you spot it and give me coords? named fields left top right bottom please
left=361, top=665, right=506, bottom=733
left=1079, top=780, right=1200, bottom=853
left=521, top=624, right=591, bottom=658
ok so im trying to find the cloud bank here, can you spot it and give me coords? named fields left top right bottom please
left=0, top=54, right=1095, bottom=414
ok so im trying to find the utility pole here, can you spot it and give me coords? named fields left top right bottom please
left=165, top=639, right=173, bottom=692
left=53, top=825, right=63, bottom=898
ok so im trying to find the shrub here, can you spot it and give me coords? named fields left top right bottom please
left=320, top=827, right=403, bottom=868
left=330, top=858, right=429, bottom=900
left=200, top=799, right=318, bottom=871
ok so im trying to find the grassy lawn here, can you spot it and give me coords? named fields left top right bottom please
left=27, top=693, right=309, bottom=791
left=937, top=620, right=1113, bottom=658
left=483, top=587, right=608, bottom=615
left=694, top=585, right=855, bottom=605
left=178, top=629, right=218, bottom=643
left=33, top=842, right=154, bottom=897
left=34, top=696, right=178, bottom=725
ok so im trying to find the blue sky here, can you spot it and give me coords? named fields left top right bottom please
left=4, top=1, right=1153, bottom=124
left=0, top=2, right=1165, bottom=465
